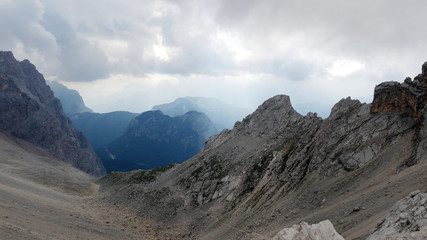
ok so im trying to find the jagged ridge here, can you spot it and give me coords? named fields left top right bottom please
left=98, top=62, right=427, bottom=239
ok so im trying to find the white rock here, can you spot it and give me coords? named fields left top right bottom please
left=271, top=220, right=344, bottom=240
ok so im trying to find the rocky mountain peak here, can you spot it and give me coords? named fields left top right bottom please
left=0, top=51, right=105, bottom=176
left=0, top=51, right=15, bottom=63
left=233, top=94, right=302, bottom=137
left=328, top=97, right=362, bottom=120
left=422, top=61, right=427, bottom=77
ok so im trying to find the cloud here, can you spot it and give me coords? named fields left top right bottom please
left=0, top=0, right=58, bottom=73
left=327, top=60, right=365, bottom=78
left=2, top=0, right=427, bottom=115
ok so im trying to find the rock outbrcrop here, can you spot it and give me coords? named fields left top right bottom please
left=0, top=51, right=105, bottom=176
left=371, top=62, right=427, bottom=119
left=367, top=190, right=427, bottom=240
left=271, top=220, right=344, bottom=240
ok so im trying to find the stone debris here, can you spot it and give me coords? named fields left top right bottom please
left=367, top=190, right=427, bottom=240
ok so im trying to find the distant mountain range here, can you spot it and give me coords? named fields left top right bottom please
left=70, top=111, right=138, bottom=151
left=99, top=110, right=217, bottom=172
left=152, top=96, right=250, bottom=131
left=48, top=81, right=93, bottom=116
left=47, top=82, right=249, bottom=173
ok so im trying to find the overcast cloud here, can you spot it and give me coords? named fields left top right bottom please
left=1, top=0, right=427, bottom=116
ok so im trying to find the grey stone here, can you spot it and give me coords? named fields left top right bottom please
left=367, top=191, right=427, bottom=240
left=0, top=51, right=105, bottom=176
left=271, top=220, right=344, bottom=240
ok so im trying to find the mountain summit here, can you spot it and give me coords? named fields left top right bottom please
left=0, top=51, right=105, bottom=176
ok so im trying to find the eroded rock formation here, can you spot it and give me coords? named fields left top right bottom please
left=371, top=62, right=427, bottom=119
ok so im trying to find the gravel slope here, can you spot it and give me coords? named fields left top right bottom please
left=0, top=133, right=156, bottom=240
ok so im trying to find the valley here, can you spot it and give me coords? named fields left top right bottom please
left=0, top=133, right=160, bottom=239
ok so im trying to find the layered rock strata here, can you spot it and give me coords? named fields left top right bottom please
left=371, top=62, right=427, bottom=119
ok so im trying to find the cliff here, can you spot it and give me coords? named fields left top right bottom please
left=371, top=62, right=427, bottom=119
left=0, top=51, right=105, bottom=176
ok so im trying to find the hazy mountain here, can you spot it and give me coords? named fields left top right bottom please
left=98, top=62, right=427, bottom=239
left=152, top=96, right=251, bottom=131
left=70, top=111, right=138, bottom=151
left=0, top=51, right=105, bottom=176
left=48, top=81, right=93, bottom=116
left=99, top=110, right=217, bottom=172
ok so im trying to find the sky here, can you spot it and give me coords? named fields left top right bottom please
left=1, top=0, right=427, bottom=117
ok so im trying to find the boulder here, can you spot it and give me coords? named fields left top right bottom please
left=271, top=220, right=344, bottom=240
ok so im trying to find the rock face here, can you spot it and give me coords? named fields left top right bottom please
left=271, top=220, right=344, bottom=240
left=70, top=111, right=138, bottom=151
left=0, top=51, right=105, bottom=176
left=48, top=81, right=93, bottom=116
left=178, top=94, right=415, bottom=208
left=367, top=190, right=427, bottom=240
left=99, top=110, right=217, bottom=172
left=371, top=62, right=427, bottom=119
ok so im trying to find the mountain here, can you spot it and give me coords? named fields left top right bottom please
left=152, top=96, right=251, bottom=131
left=0, top=51, right=105, bottom=176
left=48, top=80, right=93, bottom=116
left=98, top=62, right=427, bottom=239
left=70, top=111, right=138, bottom=151
left=99, top=110, right=217, bottom=172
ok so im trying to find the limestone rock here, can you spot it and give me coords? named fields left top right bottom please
left=367, top=190, right=427, bottom=240
left=0, top=51, right=105, bottom=176
left=271, top=220, right=344, bottom=240
left=233, top=95, right=302, bottom=137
